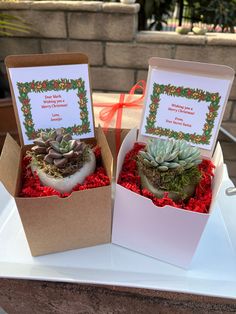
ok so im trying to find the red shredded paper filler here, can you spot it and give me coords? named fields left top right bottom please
left=118, top=143, right=215, bottom=213
left=20, top=146, right=110, bottom=198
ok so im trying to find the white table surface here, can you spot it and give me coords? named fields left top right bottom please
left=0, top=165, right=236, bottom=300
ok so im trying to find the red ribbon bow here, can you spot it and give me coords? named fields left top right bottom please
left=93, top=80, right=146, bottom=156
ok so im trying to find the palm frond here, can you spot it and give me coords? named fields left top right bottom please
left=0, top=12, right=31, bottom=36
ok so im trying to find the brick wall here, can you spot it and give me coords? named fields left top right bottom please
left=1, top=2, right=236, bottom=111
left=0, top=1, right=235, bottom=184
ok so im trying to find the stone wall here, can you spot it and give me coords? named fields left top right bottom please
left=0, top=1, right=236, bottom=113
left=0, top=1, right=236, bottom=183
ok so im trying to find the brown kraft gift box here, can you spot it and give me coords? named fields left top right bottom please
left=0, top=53, right=113, bottom=256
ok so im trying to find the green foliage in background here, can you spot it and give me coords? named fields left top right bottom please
left=188, top=0, right=236, bottom=32
left=0, top=13, right=30, bottom=36
left=180, top=0, right=236, bottom=32
left=139, top=0, right=236, bottom=32
left=141, top=0, right=175, bottom=30
left=0, top=4, right=31, bottom=98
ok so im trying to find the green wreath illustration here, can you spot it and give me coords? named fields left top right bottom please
left=145, top=83, right=221, bottom=145
left=17, top=78, right=91, bottom=140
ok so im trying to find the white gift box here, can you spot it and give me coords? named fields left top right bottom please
left=112, top=57, right=235, bottom=268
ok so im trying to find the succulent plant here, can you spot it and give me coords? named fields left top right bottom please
left=31, top=128, right=86, bottom=168
left=137, top=138, right=202, bottom=201
left=28, top=128, right=97, bottom=192
left=138, top=138, right=202, bottom=172
left=175, top=26, right=190, bottom=35
left=192, top=27, right=207, bottom=35
left=29, top=128, right=92, bottom=179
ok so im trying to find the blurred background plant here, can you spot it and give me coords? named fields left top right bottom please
left=0, top=0, right=31, bottom=36
left=0, top=5, right=31, bottom=98
left=0, top=12, right=31, bottom=36
left=0, top=12, right=30, bottom=36
left=94, top=0, right=236, bottom=32
left=187, top=0, right=236, bottom=33
left=137, top=0, right=175, bottom=30
left=138, top=0, right=236, bottom=32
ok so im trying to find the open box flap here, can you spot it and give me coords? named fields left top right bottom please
left=5, top=53, right=95, bottom=147
left=138, top=57, right=235, bottom=159
left=0, top=134, right=21, bottom=197
left=208, top=142, right=224, bottom=214
left=116, top=128, right=137, bottom=182
left=212, top=144, right=236, bottom=255
left=97, top=125, right=113, bottom=181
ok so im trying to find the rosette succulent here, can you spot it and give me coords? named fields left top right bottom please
left=137, top=138, right=202, bottom=201
left=31, top=129, right=86, bottom=172
left=29, top=128, right=96, bottom=193
left=139, top=138, right=202, bottom=172
left=32, top=128, right=86, bottom=169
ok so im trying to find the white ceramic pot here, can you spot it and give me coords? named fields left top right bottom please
left=31, top=149, right=96, bottom=193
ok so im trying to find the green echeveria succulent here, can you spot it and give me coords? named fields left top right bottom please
left=175, top=26, right=190, bottom=35
left=31, top=128, right=86, bottom=168
left=138, top=138, right=202, bottom=172
left=192, top=27, right=207, bottom=35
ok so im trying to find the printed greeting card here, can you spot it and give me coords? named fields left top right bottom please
left=9, top=64, right=94, bottom=144
left=141, top=68, right=230, bottom=150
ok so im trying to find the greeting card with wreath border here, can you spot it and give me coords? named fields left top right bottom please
left=9, top=64, right=94, bottom=145
left=140, top=68, right=230, bottom=150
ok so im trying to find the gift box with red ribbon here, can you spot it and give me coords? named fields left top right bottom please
left=93, top=80, right=146, bottom=170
